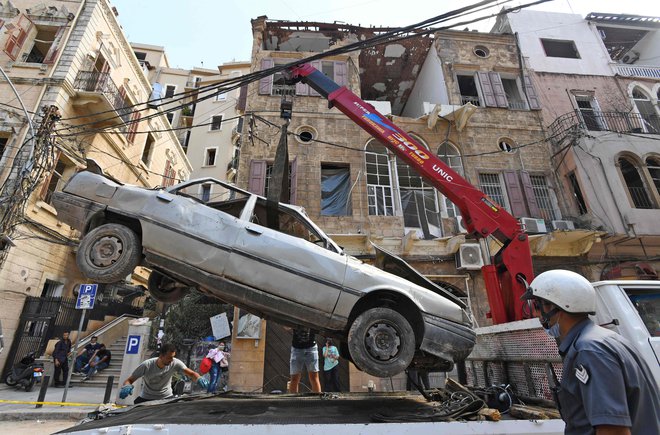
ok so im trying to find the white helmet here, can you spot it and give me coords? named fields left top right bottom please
left=525, top=270, right=596, bottom=314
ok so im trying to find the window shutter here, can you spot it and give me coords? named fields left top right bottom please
left=489, top=72, right=508, bottom=108
left=248, top=160, right=267, bottom=195
left=503, top=171, right=527, bottom=217
left=522, top=75, right=541, bottom=110
left=40, top=151, right=62, bottom=199
left=290, top=157, right=298, bottom=205
left=237, top=85, right=247, bottom=110
left=309, top=61, right=321, bottom=97
left=334, top=61, right=347, bottom=87
left=258, top=58, right=274, bottom=95
left=295, top=81, right=309, bottom=96
left=43, top=26, right=66, bottom=64
left=519, top=170, right=541, bottom=218
left=127, top=112, right=141, bottom=144
left=477, top=72, right=497, bottom=107
left=162, top=160, right=172, bottom=187
left=4, top=15, right=33, bottom=61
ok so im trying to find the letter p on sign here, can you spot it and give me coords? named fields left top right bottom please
left=126, top=335, right=141, bottom=354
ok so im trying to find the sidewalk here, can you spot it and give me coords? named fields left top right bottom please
left=0, top=383, right=118, bottom=421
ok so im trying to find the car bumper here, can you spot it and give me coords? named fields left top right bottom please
left=420, top=313, right=476, bottom=364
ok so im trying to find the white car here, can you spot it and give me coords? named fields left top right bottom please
left=53, top=170, right=475, bottom=377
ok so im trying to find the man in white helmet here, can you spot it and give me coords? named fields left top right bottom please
left=524, top=269, right=659, bottom=435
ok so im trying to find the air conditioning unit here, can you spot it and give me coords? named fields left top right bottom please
left=456, top=243, right=484, bottom=270
left=455, top=216, right=468, bottom=234
left=622, top=51, right=639, bottom=64
left=521, top=217, right=547, bottom=233
left=551, top=220, right=575, bottom=231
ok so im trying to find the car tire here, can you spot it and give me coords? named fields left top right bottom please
left=148, top=271, right=188, bottom=303
left=5, top=374, right=17, bottom=387
left=347, top=307, right=415, bottom=378
left=77, top=223, right=141, bottom=283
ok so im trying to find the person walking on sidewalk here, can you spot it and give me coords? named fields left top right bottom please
left=119, top=343, right=209, bottom=404
left=52, top=331, right=71, bottom=387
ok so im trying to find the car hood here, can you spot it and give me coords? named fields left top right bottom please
left=371, top=243, right=466, bottom=310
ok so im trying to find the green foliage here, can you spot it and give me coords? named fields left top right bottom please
left=162, top=292, right=232, bottom=359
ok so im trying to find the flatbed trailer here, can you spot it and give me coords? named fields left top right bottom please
left=58, top=392, right=564, bottom=434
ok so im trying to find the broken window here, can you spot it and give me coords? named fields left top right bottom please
left=541, top=39, right=580, bottom=59
left=259, top=58, right=347, bottom=96
left=141, top=134, right=155, bottom=166
left=575, top=95, right=604, bottom=131
left=479, top=173, right=510, bottom=212
left=619, top=157, right=654, bottom=209
left=205, top=148, right=217, bottom=166
left=457, top=75, right=481, bottom=106
left=247, top=159, right=298, bottom=204
left=396, top=155, right=441, bottom=239
left=501, top=78, right=526, bottom=110
left=24, top=25, right=65, bottom=64
left=365, top=141, right=394, bottom=216
left=201, top=184, right=211, bottom=202
left=437, top=142, right=463, bottom=218
left=41, top=156, right=72, bottom=205
left=210, top=115, right=223, bottom=131
left=631, top=87, right=660, bottom=134
left=568, top=172, right=588, bottom=215
left=530, top=175, right=558, bottom=221
left=321, top=164, right=352, bottom=216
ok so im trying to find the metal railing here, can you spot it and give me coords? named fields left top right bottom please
left=613, top=64, right=660, bottom=79
left=73, top=71, right=131, bottom=124
left=627, top=186, right=654, bottom=209
left=507, top=99, right=528, bottom=110
left=548, top=110, right=660, bottom=146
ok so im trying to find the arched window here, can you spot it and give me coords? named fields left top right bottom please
left=632, top=87, right=660, bottom=133
left=365, top=141, right=394, bottom=216
left=619, top=157, right=653, bottom=209
left=437, top=142, right=463, bottom=217
left=646, top=156, right=660, bottom=196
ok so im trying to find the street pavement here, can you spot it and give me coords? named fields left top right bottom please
left=0, top=382, right=117, bottom=422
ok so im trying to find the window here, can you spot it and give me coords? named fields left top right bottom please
left=619, top=157, right=654, bottom=209
left=295, top=126, right=317, bottom=143
left=259, top=58, right=347, bottom=96
left=166, top=112, right=174, bottom=126
left=457, top=74, right=481, bottom=106
left=568, top=172, right=588, bottom=215
left=141, top=134, right=155, bottom=166
left=42, top=158, right=69, bottom=204
left=216, top=91, right=227, bottom=101
left=204, top=148, right=217, bottom=166
left=126, top=111, right=142, bottom=144
left=25, top=25, right=65, bottom=64
left=321, top=164, right=352, bottom=216
left=498, top=137, right=515, bottom=153
left=0, top=136, right=8, bottom=158
left=631, top=87, right=660, bottom=134
left=365, top=142, right=394, bottom=216
left=210, top=115, right=223, bottom=131
left=501, top=78, right=526, bottom=110
left=473, top=45, right=490, bottom=58
left=134, top=51, right=146, bottom=61
left=201, top=184, right=211, bottom=202
left=164, top=85, right=176, bottom=99
left=479, top=173, right=509, bottom=211
left=541, top=39, right=580, bottom=59
left=530, top=175, right=558, bottom=221
left=575, top=95, right=604, bottom=131
left=646, top=157, right=660, bottom=196
left=247, top=159, right=297, bottom=204
left=162, top=160, right=176, bottom=188
left=437, top=142, right=463, bottom=218
left=40, top=279, right=63, bottom=297
left=265, top=163, right=292, bottom=200
left=396, top=156, right=441, bottom=239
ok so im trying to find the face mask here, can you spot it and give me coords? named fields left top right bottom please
left=544, top=322, right=561, bottom=338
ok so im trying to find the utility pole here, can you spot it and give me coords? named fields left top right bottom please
left=0, top=105, right=61, bottom=265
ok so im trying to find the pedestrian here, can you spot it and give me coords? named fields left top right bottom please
left=524, top=269, right=660, bottom=435
left=322, top=338, right=340, bottom=392
left=74, top=335, right=101, bottom=374
left=206, top=341, right=230, bottom=393
left=82, top=343, right=111, bottom=380
left=288, top=326, right=321, bottom=393
left=52, top=331, right=71, bottom=387
left=119, top=343, right=209, bottom=404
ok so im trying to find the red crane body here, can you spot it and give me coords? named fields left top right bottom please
left=288, top=63, right=534, bottom=324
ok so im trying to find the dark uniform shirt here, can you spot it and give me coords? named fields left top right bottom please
left=53, top=338, right=71, bottom=362
left=292, top=327, right=317, bottom=349
left=557, top=319, right=660, bottom=435
left=84, top=342, right=102, bottom=357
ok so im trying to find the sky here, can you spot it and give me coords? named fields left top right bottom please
left=109, top=0, right=660, bottom=70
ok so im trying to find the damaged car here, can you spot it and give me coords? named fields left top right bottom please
left=52, top=170, right=475, bottom=377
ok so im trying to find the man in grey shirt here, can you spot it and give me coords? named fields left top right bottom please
left=120, top=343, right=209, bottom=404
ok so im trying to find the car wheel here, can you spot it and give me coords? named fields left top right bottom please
left=148, top=271, right=188, bottom=303
left=5, top=374, right=17, bottom=386
left=77, top=223, right=141, bottom=283
left=347, top=307, right=415, bottom=378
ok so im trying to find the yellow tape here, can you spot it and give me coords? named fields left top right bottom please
left=0, top=399, right=125, bottom=407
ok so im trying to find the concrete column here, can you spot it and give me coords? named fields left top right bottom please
left=115, top=318, right=151, bottom=405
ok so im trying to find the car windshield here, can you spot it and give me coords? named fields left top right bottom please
left=626, top=288, right=660, bottom=337
left=169, top=179, right=251, bottom=218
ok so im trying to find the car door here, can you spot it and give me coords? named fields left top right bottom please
left=225, top=199, right=347, bottom=325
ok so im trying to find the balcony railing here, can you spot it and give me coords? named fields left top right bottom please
left=627, top=186, right=654, bottom=209
left=508, top=99, right=528, bottom=110
left=460, top=95, right=481, bottom=106
left=548, top=110, right=660, bottom=146
left=73, top=71, right=131, bottom=124
left=612, top=64, right=660, bottom=79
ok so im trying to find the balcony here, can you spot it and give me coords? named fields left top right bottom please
left=72, top=71, right=131, bottom=127
left=548, top=110, right=660, bottom=146
left=612, top=64, right=660, bottom=79
left=460, top=95, right=481, bottom=106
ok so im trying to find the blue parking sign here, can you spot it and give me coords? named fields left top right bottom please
left=76, top=284, right=97, bottom=309
left=126, top=335, right=141, bottom=354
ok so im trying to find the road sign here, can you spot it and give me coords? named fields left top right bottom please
left=126, top=335, right=141, bottom=354
left=76, top=284, right=97, bottom=310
